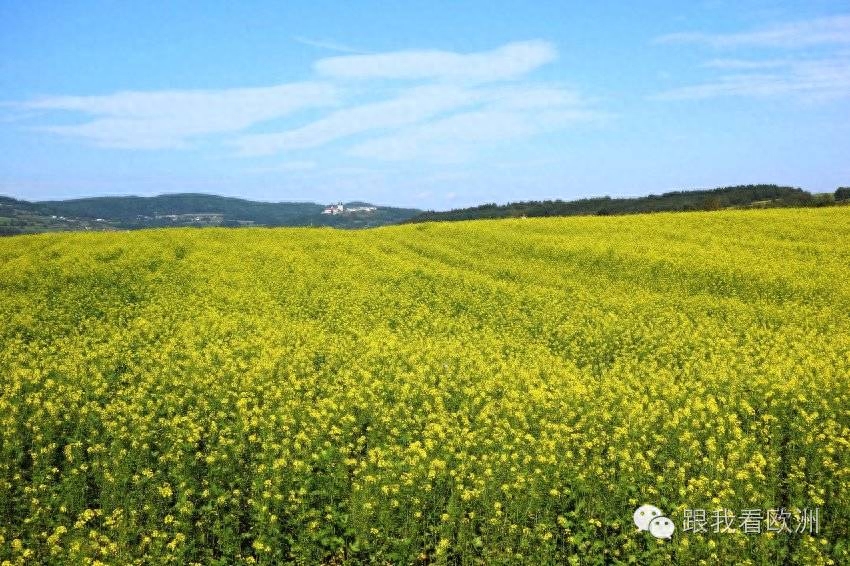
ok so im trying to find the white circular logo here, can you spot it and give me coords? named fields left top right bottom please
left=634, top=504, right=675, bottom=539
left=648, top=515, right=675, bottom=539
left=633, top=504, right=662, bottom=531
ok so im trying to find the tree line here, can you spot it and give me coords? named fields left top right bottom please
left=407, top=185, right=849, bottom=223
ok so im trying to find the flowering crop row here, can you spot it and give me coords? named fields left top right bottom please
left=1, top=208, right=848, bottom=564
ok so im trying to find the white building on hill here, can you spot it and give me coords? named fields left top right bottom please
left=322, top=203, right=344, bottom=215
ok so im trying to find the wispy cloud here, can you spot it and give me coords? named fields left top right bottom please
left=314, top=40, right=557, bottom=82
left=654, top=16, right=850, bottom=102
left=235, top=84, right=483, bottom=155
left=656, top=15, right=850, bottom=49
left=249, top=161, right=318, bottom=173
left=10, top=40, right=596, bottom=163
left=236, top=84, right=588, bottom=157
left=18, top=83, right=338, bottom=149
left=701, top=59, right=789, bottom=70
left=655, top=56, right=850, bottom=101
left=292, top=36, right=368, bottom=54
left=348, top=87, right=597, bottom=162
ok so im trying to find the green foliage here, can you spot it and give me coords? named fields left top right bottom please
left=408, top=185, right=824, bottom=223
left=0, top=194, right=421, bottom=233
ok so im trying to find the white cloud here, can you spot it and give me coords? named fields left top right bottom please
left=701, top=59, right=789, bottom=70
left=237, top=84, right=589, bottom=157
left=235, top=84, right=482, bottom=155
left=293, top=36, right=367, bottom=54
left=21, top=82, right=339, bottom=149
left=344, top=109, right=553, bottom=162
left=348, top=87, right=596, bottom=162
left=314, top=40, right=557, bottom=82
left=654, top=56, right=850, bottom=101
left=655, top=16, right=850, bottom=102
left=249, top=161, right=318, bottom=173
left=14, top=39, right=589, bottom=162
left=481, top=85, right=582, bottom=109
left=656, top=15, right=850, bottom=49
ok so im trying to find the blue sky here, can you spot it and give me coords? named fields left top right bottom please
left=1, top=1, right=848, bottom=209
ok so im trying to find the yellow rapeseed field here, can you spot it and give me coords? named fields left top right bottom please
left=1, top=208, right=848, bottom=564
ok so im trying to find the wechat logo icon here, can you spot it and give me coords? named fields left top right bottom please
left=634, top=504, right=675, bottom=539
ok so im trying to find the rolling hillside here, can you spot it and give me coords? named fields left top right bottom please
left=406, top=185, right=838, bottom=223
left=1, top=208, right=848, bottom=564
left=0, top=194, right=421, bottom=235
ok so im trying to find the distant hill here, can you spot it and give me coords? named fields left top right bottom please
left=405, top=185, right=836, bottom=223
left=2, top=185, right=844, bottom=237
left=0, top=194, right=421, bottom=236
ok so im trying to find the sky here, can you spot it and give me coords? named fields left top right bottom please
left=1, top=1, right=849, bottom=210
